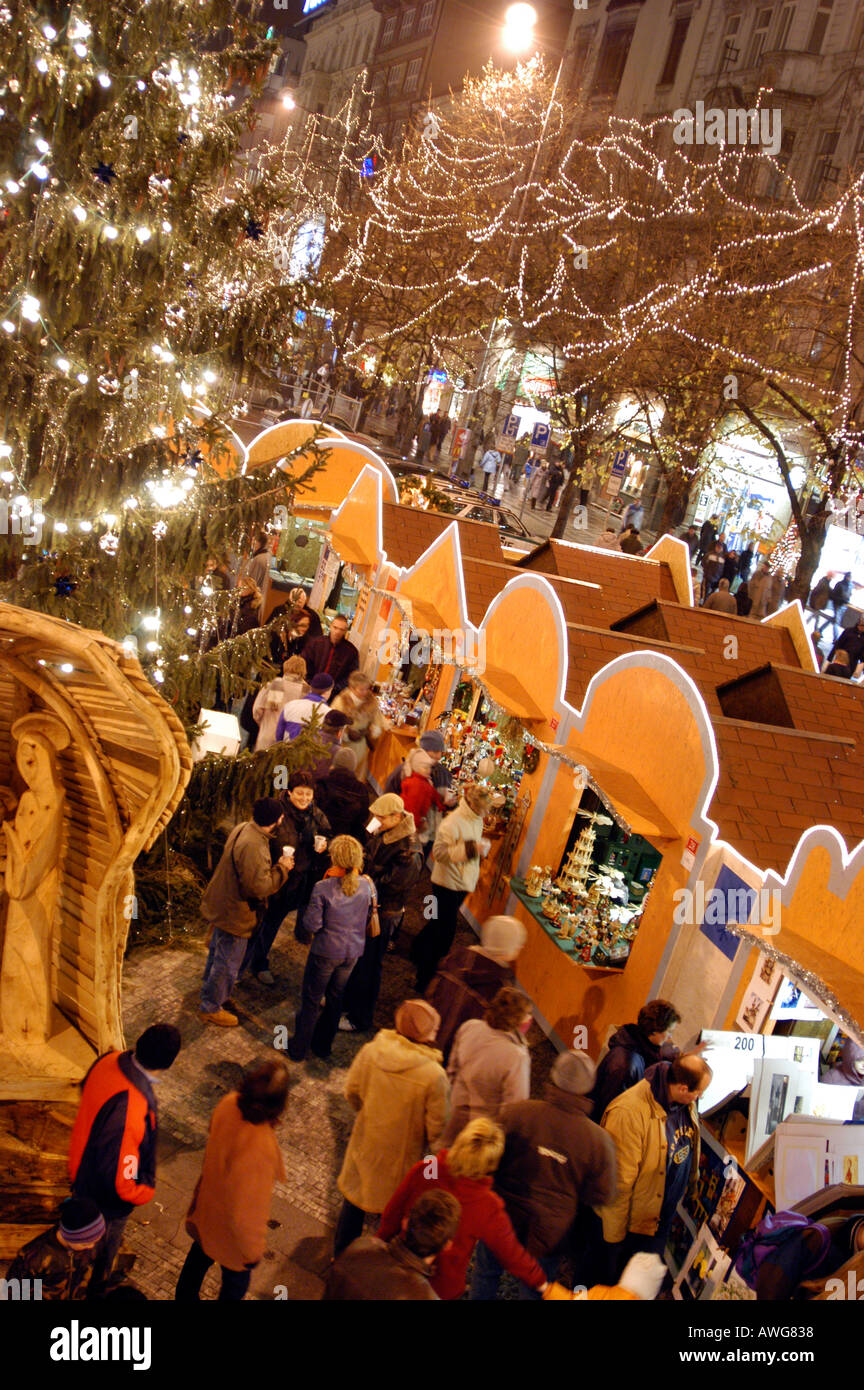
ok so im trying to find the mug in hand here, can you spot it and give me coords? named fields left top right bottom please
left=314, top=835, right=328, bottom=853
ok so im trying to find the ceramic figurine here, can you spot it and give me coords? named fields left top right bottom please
left=525, top=864, right=544, bottom=897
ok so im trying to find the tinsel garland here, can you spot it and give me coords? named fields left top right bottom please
left=722, top=920, right=864, bottom=1045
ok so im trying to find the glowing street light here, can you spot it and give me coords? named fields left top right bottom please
left=503, top=2, right=537, bottom=51
left=281, top=91, right=296, bottom=111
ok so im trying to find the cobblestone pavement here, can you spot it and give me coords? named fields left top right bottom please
left=116, top=870, right=557, bottom=1300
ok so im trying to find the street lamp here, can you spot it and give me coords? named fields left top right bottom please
left=281, top=90, right=296, bottom=111
left=503, top=3, right=538, bottom=52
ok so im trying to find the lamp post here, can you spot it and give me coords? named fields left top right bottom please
left=454, top=4, right=568, bottom=480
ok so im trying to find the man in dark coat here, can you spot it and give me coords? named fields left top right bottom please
left=323, top=1190, right=460, bottom=1300
left=737, top=544, right=756, bottom=582
left=590, top=999, right=681, bottom=1121
left=339, top=794, right=424, bottom=1033
left=696, top=515, right=717, bottom=565
left=828, top=615, right=864, bottom=677
left=315, top=746, right=373, bottom=840
left=426, top=914, right=526, bottom=1060
left=681, top=525, right=699, bottom=559
left=302, top=614, right=359, bottom=695
left=469, top=1050, right=617, bottom=1299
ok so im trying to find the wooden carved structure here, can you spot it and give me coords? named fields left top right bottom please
left=0, top=603, right=192, bottom=1101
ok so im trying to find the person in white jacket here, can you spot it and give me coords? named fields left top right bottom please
left=252, top=657, right=307, bottom=751
left=441, top=987, right=532, bottom=1144
left=411, top=783, right=494, bottom=992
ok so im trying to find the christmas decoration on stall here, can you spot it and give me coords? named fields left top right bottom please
left=768, top=521, right=799, bottom=581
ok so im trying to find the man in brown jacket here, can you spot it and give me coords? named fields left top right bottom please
left=199, top=798, right=294, bottom=1027
left=599, top=1054, right=711, bottom=1279
left=323, top=1190, right=461, bottom=1300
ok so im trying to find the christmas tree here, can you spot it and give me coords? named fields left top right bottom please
left=0, top=1, right=336, bottom=725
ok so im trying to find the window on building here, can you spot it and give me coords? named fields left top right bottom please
left=387, top=61, right=406, bottom=92
left=774, top=4, right=795, bottom=50
left=404, top=56, right=422, bottom=93
left=381, top=14, right=396, bottom=46
left=569, top=30, right=593, bottom=91
left=590, top=24, right=635, bottom=98
left=419, top=0, right=435, bottom=33
left=658, top=13, right=691, bottom=86
left=400, top=7, right=416, bottom=39
left=719, top=12, right=741, bottom=70
left=805, top=128, right=840, bottom=199
left=807, top=0, right=833, bottom=54
left=745, top=7, right=772, bottom=66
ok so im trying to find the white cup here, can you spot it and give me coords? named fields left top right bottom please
left=282, top=845, right=295, bottom=863
left=314, top=835, right=327, bottom=853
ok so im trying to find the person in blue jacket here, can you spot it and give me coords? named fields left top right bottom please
left=590, top=999, right=681, bottom=1121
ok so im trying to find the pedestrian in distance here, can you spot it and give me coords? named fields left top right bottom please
left=334, top=999, right=449, bottom=1255
left=201, top=797, right=295, bottom=1016
left=176, top=1058, right=289, bottom=1302
left=69, top=1023, right=182, bottom=1289
left=286, top=835, right=377, bottom=1062
left=441, top=986, right=532, bottom=1144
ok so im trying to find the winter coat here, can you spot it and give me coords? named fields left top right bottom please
left=494, top=1083, right=618, bottom=1257
left=337, top=1028, right=449, bottom=1212
left=809, top=575, right=833, bottom=611
left=302, top=634, right=360, bottom=695
left=699, top=519, right=716, bottom=554
left=378, top=1150, right=547, bottom=1300
left=590, top=1024, right=664, bottom=1121
left=364, top=814, right=423, bottom=913
left=750, top=569, right=782, bottom=618
left=69, top=1051, right=159, bottom=1219
left=267, top=799, right=331, bottom=913
left=185, top=1093, right=285, bottom=1272
left=621, top=502, right=643, bottom=531
left=315, top=768, right=372, bottom=842
left=200, top=821, right=292, bottom=938
left=384, top=753, right=453, bottom=796
left=736, top=585, right=753, bottom=616
left=252, top=675, right=307, bottom=751
left=442, top=1017, right=530, bottom=1144
left=722, top=552, right=739, bottom=584
left=594, top=531, right=622, bottom=551
left=425, top=945, right=513, bottom=1059
left=300, top=873, right=376, bottom=961
left=430, top=797, right=485, bottom=893
left=275, top=692, right=329, bottom=742
left=619, top=532, right=643, bottom=555
left=480, top=449, right=501, bottom=476
left=528, top=466, right=548, bottom=500
left=400, top=772, right=444, bottom=835
left=330, top=688, right=386, bottom=779
left=703, top=589, right=738, bottom=614
left=598, top=1077, right=700, bottom=1243
left=5, top=1226, right=96, bottom=1301
left=323, top=1235, right=439, bottom=1300
left=737, top=548, right=755, bottom=582
left=832, top=576, right=853, bottom=608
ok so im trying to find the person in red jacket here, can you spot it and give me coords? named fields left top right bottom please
left=399, top=750, right=444, bottom=838
left=378, top=1116, right=560, bottom=1300
left=68, top=1023, right=182, bottom=1289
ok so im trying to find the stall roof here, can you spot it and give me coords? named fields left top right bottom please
left=518, top=539, right=679, bottom=610
left=381, top=503, right=504, bottom=570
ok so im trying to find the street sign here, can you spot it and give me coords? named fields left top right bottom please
left=500, top=413, right=519, bottom=441
left=611, top=448, right=630, bottom=477
left=531, top=422, right=551, bottom=451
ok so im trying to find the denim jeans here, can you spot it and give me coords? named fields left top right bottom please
left=201, top=928, right=248, bottom=1012
left=175, top=1240, right=252, bottom=1301
left=468, top=1241, right=559, bottom=1300
left=290, top=952, right=358, bottom=1059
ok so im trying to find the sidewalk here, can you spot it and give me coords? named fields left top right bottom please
left=84, top=876, right=557, bottom=1300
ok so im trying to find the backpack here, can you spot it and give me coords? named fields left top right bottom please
left=733, top=1210, right=831, bottom=1289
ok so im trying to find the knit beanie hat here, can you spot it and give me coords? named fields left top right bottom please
left=310, top=674, right=334, bottom=694
left=419, top=730, right=445, bottom=753
left=369, top=793, right=404, bottom=816
left=253, top=796, right=284, bottom=827
left=551, top=1049, right=596, bottom=1095
left=59, top=1198, right=106, bottom=1248
left=480, top=915, right=527, bottom=960
left=332, top=747, right=357, bottom=772
left=323, top=710, right=351, bottom=731
left=135, top=1023, right=182, bottom=1071
left=395, top=999, right=441, bottom=1044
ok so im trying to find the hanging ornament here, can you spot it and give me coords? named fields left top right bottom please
left=152, top=520, right=168, bottom=539
left=54, top=574, right=77, bottom=596
left=99, top=530, right=120, bottom=555
left=244, top=216, right=264, bottom=241
left=92, top=161, right=117, bottom=184
left=97, top=374, right=121, bottom=395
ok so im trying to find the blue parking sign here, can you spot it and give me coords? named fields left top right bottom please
left=611, top=448, right=630, bottom=477
left=500, top=413, right=519, bottom=440
left=531, top=422, right=550, bottom=449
